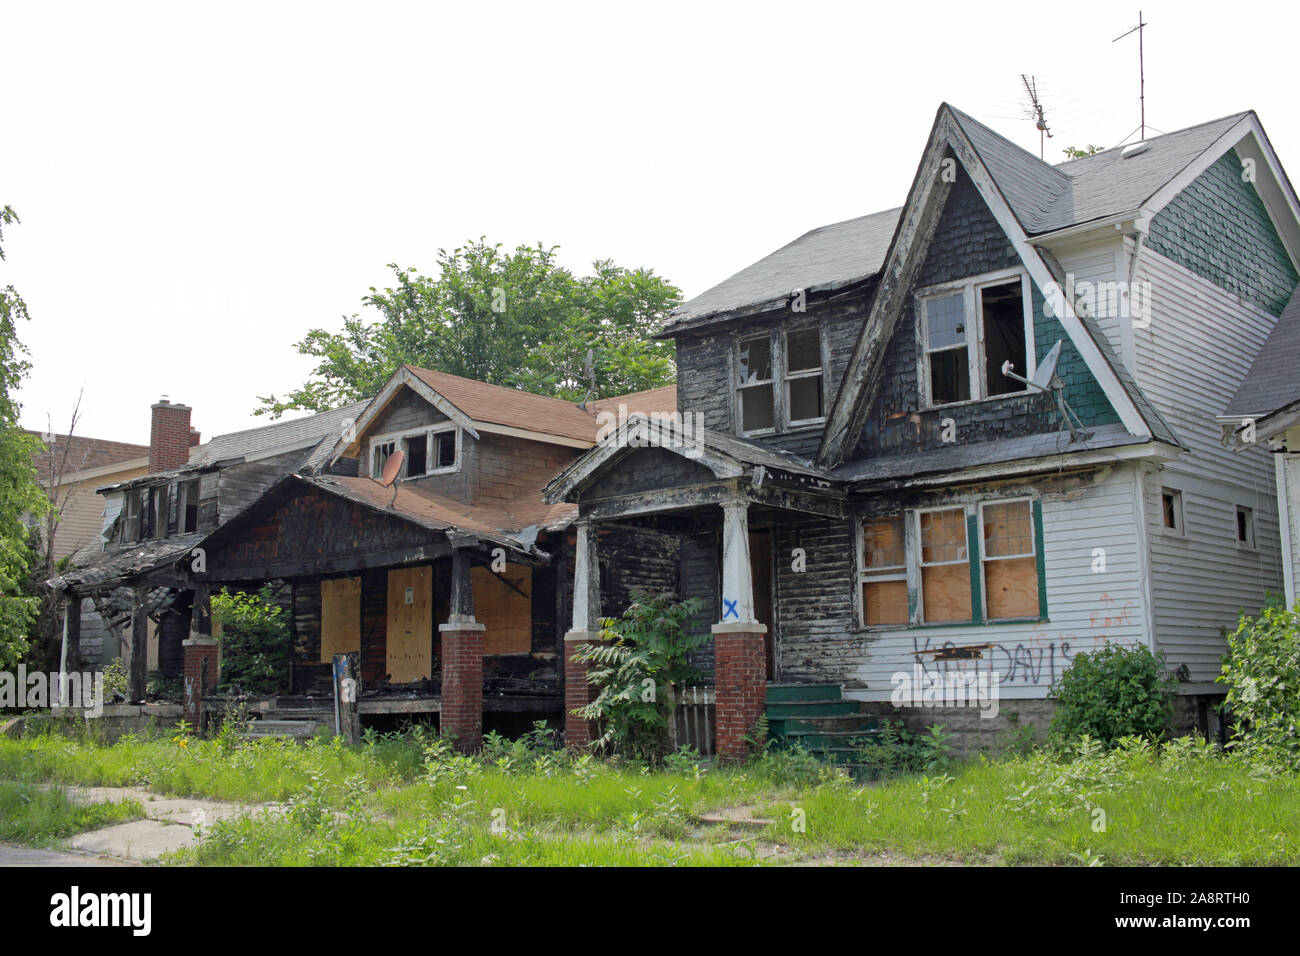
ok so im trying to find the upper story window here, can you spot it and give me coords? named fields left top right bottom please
left=917, top=270, right=1033, bottom=408
left=179, top=479, right=200, bottom=534
left=120, top=489, right=142, bottom=543
left=736, top=324, right=825, bottom=435
left=369, top=425, right=459, bottom=480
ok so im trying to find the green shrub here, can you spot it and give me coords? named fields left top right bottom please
left=1219, top=598, right=1300, bottom=769
left=853, top=720, right=955, bottom=778
left=211, top=585, right=290, bottom=695
left=572, top=590, right=707, bottom=762
left=1049, top=643, right=1174, bottom=745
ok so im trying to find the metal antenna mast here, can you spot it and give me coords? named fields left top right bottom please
left=1021, top=74, right=1052, bottom=159
left=1113, top=11, right=1148, bottom=140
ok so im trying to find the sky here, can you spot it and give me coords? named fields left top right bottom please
left=4, top=0, right=1299, bottom=446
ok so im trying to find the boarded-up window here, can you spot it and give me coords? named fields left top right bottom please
left=386, top=566, right=433, bottom=682
left=471, top=562, right=532, bottom=655
left=919, top=507, right=971, bottom=623
left=981, top=500, right=1039, bottom=620
left=861, top=516, right=908, bottom=626
left=320, top=577, right=362, bottom=662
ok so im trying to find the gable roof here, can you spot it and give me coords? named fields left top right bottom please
left=188, top=400, right=370, bottom=466
left=30, top=433, right=149, bottom=481
left=1223, top=284, right=1300, bottom=419
left=664, top=106, right=1271, bottom=333
left=817, top=103, right=1183, bottom=467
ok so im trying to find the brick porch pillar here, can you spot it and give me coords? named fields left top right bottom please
left=183, top=583, right=218, bottom=729
left=564, top=520, right=603, bottom=750
left=713, top=498, right=767, bottom=762
left=440, top=550, right=483, bottom=752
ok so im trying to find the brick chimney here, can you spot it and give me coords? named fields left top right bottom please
left=149, top=398, right=200, bottom=472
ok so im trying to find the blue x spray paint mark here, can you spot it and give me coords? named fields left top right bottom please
left=723, top=599, right=739, bottom=620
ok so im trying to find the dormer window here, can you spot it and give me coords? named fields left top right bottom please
left=369, top=425, right=459, bottom=480
left=918, top=269, right=1033, bottom=407
left=737, top=335, right=775, bottom=433
left=735, top=324, right=826, bottom=435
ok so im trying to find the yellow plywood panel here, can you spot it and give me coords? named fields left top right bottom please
left=387, top=566, right=433, bottom=683
left=472, top=563, right=532, bottom=655
left=985, top=556, right=1039, bottom=620
left=863, top=580, right=909, bottom=626
left=320, top=577, right=362, bottom=662
left=922, top=563, right=972, bottom=623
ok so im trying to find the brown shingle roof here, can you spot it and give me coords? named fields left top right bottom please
left=29, top=432, right=150, bottom=481
left=403, top=366, right=676, bottom=443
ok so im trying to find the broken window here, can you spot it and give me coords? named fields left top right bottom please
left=980, top=499, right=1039, bottom=620
left=980, top=280, right=1029, bottom=396
left=923, top=293, right=969, bottom=405
left=737, top=335, right=775, bottom=432
left=1161, top=489, right=1183, bottom=533
left=433, top=430, right=457, bottom=470
left=153, top=484, right=170, bottom=538
left=919, top=272, right=1031, bottom=406
left=785, top=327, right=824, bottom=423
left=370, top=440, right=396, bottom=479
left=1236, top=505, right=1255, bottom=548
left=404, top=434, right=428, bottom=478
left=919, top=507, right=971, bottom=623
left=860, top=515, right=908, bottom=626
left=120, top=489, right=142, bottom=543
left=180, top=479, right=200, bottom=534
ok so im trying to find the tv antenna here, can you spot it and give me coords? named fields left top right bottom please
left=1113, top=11, right=1148, bottom=141
left=1021, top=75, right=1052, bottom=159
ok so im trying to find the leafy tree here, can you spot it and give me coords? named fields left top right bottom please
left=0, top=207, right=48, bottom=670
left=257, top=240, right=680, bottom=417
left=1062, top=144, right=1105, bottom=159
left=572, top=590, right=707, bottom=762
left=1218, top=596, right=1300, bottom=768
left=211, top=585, right=291, bottom=694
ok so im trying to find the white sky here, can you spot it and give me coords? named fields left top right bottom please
left=4, top=0, right=1298, bottom=446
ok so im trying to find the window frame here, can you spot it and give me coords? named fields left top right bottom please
left=855, top=496, right=1048, bottom=630
left=782, top=325, right=826, bottom=427
left=1159, top=488, right=1185, bottom=536
left=368, top=423, right=460, bottom=480
left=857, top=514, right=909, bottom=628
left=916, top=268, right=1035, bottom=410
left=1235, top=504, right=1256, bottom=550
left=736, top=332, right=777, bottom=436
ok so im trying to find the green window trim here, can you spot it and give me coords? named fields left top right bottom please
left=1033, top=498, right=1048, bottom=619
left=967, top=510, right=984, bottom=624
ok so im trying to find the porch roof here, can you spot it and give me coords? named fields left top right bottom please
left=50, top=532, right=206, bottom=593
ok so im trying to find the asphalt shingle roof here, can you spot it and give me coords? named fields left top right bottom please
left=188, top=401, right=371, bottom=466
left=1223, top=284, right=1300, bottom=418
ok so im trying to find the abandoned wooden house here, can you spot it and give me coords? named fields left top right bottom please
left=53, top=102, right=1298, bottom=760
left=543, top=104, right=1297, bottom=757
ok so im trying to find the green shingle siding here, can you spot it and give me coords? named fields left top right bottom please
left=1032, top=287, right=1121, bottom=428
left=1148, top=150, right=1298, bottom=317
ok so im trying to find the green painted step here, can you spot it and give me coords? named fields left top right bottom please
left=780, top=731, right=880, bottom=750
left=766, top=700, right=861, bottom=719
left=775, top=715, right=879, bottom=734
left=766, top=683, right=843, bottom=703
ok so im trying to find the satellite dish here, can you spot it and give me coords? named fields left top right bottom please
left=379, top=449, right=405, bottom=487
left=1031, top=340, right=1063, bottom=389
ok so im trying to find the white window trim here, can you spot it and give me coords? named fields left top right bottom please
left=1235, top=504, right=1256, bottom=550
left=736, top=332, right=777, bottom=436
left=857, top=514, right=908, bottom=628
left=1158, top=487, right=1185, bottom=537
left=917, top=268, right=1036, bottom=410
left=368, top=423, right=460, bottom=480
left=783, top=325, right=827, bottom=428
left=977, top=497, right=1036, bottom=622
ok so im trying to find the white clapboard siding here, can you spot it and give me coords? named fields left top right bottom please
left=847, top=464, right=1149, bottom=701
left=1142, top=466, right=1283, bottom=682
left=1054, top=238, right=1130, bottom=369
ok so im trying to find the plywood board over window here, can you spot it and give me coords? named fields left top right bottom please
left=386, top=566, right=433, bottom=682
left=320, top=576, right=362, bottom=662
left=861, top=516, right=908, bottom=626
left=981, top=500, right=1039, bottom=620
left=471, top=562, right=533, bottom=655
left=919, top=507, right=972, bottom=623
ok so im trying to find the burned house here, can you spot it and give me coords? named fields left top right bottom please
left=544, top=104, right=1297, bottom=757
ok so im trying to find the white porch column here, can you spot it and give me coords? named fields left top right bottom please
left=719, top=498, right=756, bottom=625
left=570, top=519, right=600, bottom=631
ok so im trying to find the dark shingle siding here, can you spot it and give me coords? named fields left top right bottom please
left=1148, top=150, right=1298, bottom=318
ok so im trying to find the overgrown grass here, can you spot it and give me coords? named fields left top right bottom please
left=0, top=781, right=143, bottom=847
left=3, top=725, right=1296, bottom=866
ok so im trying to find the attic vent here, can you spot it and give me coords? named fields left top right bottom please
left=1121, top=142, right=1149, bottom=158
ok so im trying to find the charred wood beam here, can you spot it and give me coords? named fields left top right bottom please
left=200, top=542, right=456, bottom=584
left=449, top=549, right=475, bottom=621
